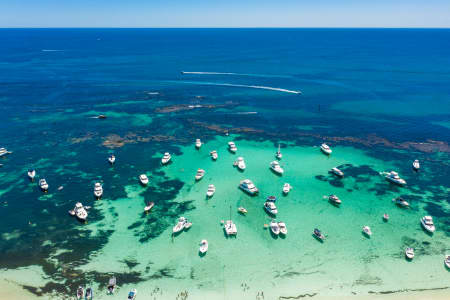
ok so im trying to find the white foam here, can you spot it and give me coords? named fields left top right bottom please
left=41, top=49, right=64, bottom=52
left=176, top=80, right=301, bottom=94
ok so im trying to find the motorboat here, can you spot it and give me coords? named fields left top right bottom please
left=195, top=139, right=202, bottom=149
left=210, top=150, right=218, bottom=160
left=76, top=286, right=84, bottom=300
left=313, top=228, right=325, bottom=241
left=127, top=289, right=137, bottom=300
left=195, top=169, right=205, bottom=181
left=107, top=277, right=117, bottom=294
left=239, top=179, right=258, bottom=195
left=275, top=144, right=282, bottom=160
left=394, top=197, right=409, bottom=208
left=144, top=202, right=154, bottom=213
left=264, top=201, right=278, bottom=215
left=278, top=222, right=287, bottom=235
left=383, top=213, right=389, bottom=222
left=39, top=178, right=49, bottom=192
left=27, top=169, right=36, bottom=181
left=228, top=141, right=237, bottom=153
left=98, top=114, right=107, bottom=119
left=206, top=184, right=216, bottom=197
left=0, top=148, right=12, bottom=157
left=199, top=240, right=208, bottom=254
left=108, top=154, right=115, bottom=164
left=71, top=202, right=87, bottom=221
left=270, top=219, right=280, bottom=235
left=329, top=167, right=344, bottom=177
left=267, top=195, right=277, bottom=202
left=405, top=247, right=414, bottom=260
left=445, top=255, right=450, bottom=269
left=362, top=226, right=372, bottom=237
left=161, top=152, right=171, bottom=164
left=238, top=207, right=247, bottom=214
left=139, top=174, right=149, bottom=185
left=385, top=171, right=406, bottom=186
left=270, top=161, right=284, bottom=175
left=412, top=159, right=420, bottom=171
left=224, top=220, right=237, bottom=236
left=173, top=217, right=187, bottom=233
left=320, top=143, right=332, bottom=155
left=420, top=216, right=435, bottom=233
left=234, top=157, right=246, bottom=170
left=93, top=182, right=103, bottom=199
left=85, top=287, right=93, bottom=300
left=282, top=183, right=292, bottom=194
left=328, top=194, right=341, bottom=205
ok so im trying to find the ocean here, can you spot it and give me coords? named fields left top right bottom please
left=0, top=28, right=449, bottom=299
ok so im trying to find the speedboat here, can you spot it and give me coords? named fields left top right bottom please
left=206, top=184, right=215, bottom=197
left=420, top=216, right=435, bottom=233
left=275, top=144, right=282, bottom=160
left=199, top=240, right=208, bottom=254
left=405, top=247, right=414, bottom=260
left=362, top=226, right=372, bottom=237
left=173, top=217, right=187, bottom=233
left=385, top=171, right=406, bottom=186
left=383, top=213, right=389, bottom=222
left=127, top=289, right=137, bottom=300
left=98, top=114, right=107, bottom=119
left=329, top=167, right=344, bottom=177
left=234, top=157, right=246, bottom=170
left=108, top=154, right=115, bottom=164
left=228, top=141, right=237, bottom=153
left=412, top=159, right=420, bottom=171
left=76, top=286, right=84, bottom=300
left=72, top=202, right=88, bottom=221
left=270, top=161, right=284, bottom=175
left=139, top=174, right=149, bottom=185
left=0, top=148, right=12, bottom=157
left=238, top=207, right=248, bottom=214
left=264, top=201, right=278, bottom=215
left=445, top=255, right=450, bottom=269
left=144, top=202, right=154, bottom=213
left=107, top=277, right=117, bottom=294
left=278, top=222, right=287, bottom=235
left=195, top=139, right=202, bottom=149
left=270, top=220, right=280, bottom=235
left=239, top=179, right=258, bottom=195
left=210, top=150, right=218, bottom=160
left=161, top=152, right=171, bottom=164
left=39, top=178, right=49, bottom=192
left=320, top=143, right=332, bottom=155
left=224, top=220, right=237, bottom=236
left=313, top=228, right=325, bottom=241
left=93, top=182, right=103, bottom=199
left=394, top=197, right=409, bottom=208
left=85, top=287, right=93, bottom=300
left=195, top=169, right=205, bottom=181
left=328, top=194, right=341, bottom=205
left=282, top=183, right=292, bottom=194
left=27, top=169, right=36, bottom=181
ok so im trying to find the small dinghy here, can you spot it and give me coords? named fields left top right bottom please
left=85, top=287, right=93, bottom=300
left=139, top=174, right=149, bottom=185
left=405, top=247, right=414, bottom=260
left=278, top=222, right=287, bottom=235
left=237, top=207, right=248, bottom=214
left=127, top=288, right=137, bottom=300
left=313, top=228, right=325, bottom=241
left=206, top=184, right=215, bottom=197
left=27, top=170, right=36, bottom=181
left=270, top=219, right=280, bottom=235
left=210, top=150, right=218, bottom=160
left=282, top=183, right=291, bottom=194
left=199, top=240, right=208, bottom=254
left=76, top=286, right=84, bottom=300
left=383, top=213, right=389, bottom=222
left=195, top=138, right=202, bottom=149
left=108, top=154, right=116, bottom=164
left=107, top=276, right=117, bottom=294
left=412, top=159, right=420, bottom=171
left=144, top=202, right=154, bottom=213
left=195, top=169, right=205, bottom=181
left=362, top=226, right=372, bottom=237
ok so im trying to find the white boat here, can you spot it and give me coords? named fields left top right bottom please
left=239, top=179, right=258, bottom=195
left=234, top=157, right=246, bottom=170
left=383, top=213, right=389, bottom=222
left=107, top=277, right=117, bottom=294
left=275, top=144, right=282, bottom=160
left=139, top=174, right=149, bottom=185
left=224, top=220, right=237, bottom=236
left=330, top=167, right=344, bottom=177
left=237, top=207, right=247, bottom=214
left=76, top=286, right=84, bottom=300
left=195, top=139, right=202, bottom=149
left=313, top=228, right=325, bottom=241
left=210, top=150, right=218, bottom=160
left=385, top=171, right=406, bottom=186
left=0, top=148, right=12, bottom=157
left=144, top=202, right=154, bottom=213
left=445, top=255, right=450, bottom=269
left=39, top=178, right=49, bottom=192
left=420, top=216, right=435, bottom=233
left=173, top=217, right=187, bottom=233
left=199, top=240, right=208, bottom=254
left=278, top=222, right=287, bottom=235
left=228, top=141, right=237, bottom=153
left=264, top=201, right=278, bottom=215
left=184, top=221, right=192, bottom=230
left=72, top=202, right=87, bottom=221
left=282, top=183, right=292, bottom=194
left=362, top=226, right=372, bottom=237
left=161, top=152, right=171, bottom=164
left=320, top=143, right=332, bottom=155
left=270, top=219, right=280, bottom=235
left=405, top=247, right=414, bottom=260
left=206, top=184, right=215, bottom=197
left=27, top=170, right=36, bottom=181
left=195, top=169, right=205, bottom=181
left=412, top=159, right=420, bottom=171
left=270, top=161, right=284, bottom=175
left=127, top=289, right=137, bottom=300
left=93, top=182, right=103, bottom=199
left=108, top=154, right=115, bottom=164
left=329, top=194, right=341, bottom=205
left=394, top=197, right=409, bottom=208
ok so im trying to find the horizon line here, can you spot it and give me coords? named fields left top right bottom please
left=1, top=26, right=450, bottom=29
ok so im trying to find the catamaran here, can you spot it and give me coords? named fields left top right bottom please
left=224, top=206, right=237, bottom=236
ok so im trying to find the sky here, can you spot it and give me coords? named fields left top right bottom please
left=1, top=0, right=449, bottom=28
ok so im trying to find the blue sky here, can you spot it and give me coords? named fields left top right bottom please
left=1, top=0, right=449, bottom=28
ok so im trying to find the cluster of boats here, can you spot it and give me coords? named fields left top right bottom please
left=76, top=286, right=93, bottom=300
left=172, top=217, right=193, bottom=234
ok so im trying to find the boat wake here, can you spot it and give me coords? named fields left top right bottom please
left=174, top=81, right=301, bottom=94
left=41, top=49, right=64, bottom=52
left=181, top=71, right=291, bottom=79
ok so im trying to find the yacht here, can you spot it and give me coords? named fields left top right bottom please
left=195, top=139, right=202, bottom=149
left=313, top=228, right=325, bottom=241
left=405, top=247, right=414, bottom=260
left=385, top=171, right=406, bottom=186
left=282, top=183, right=292, bottom=194
left=320, top=143, right=332, bottom=155
left=76, top=286, right=84, bottom=300
left=210, top=150, right=218, bottom=160
left=70, top=202, right=88, bottom=221
left=412, top=159, right=420, bottom=171
left=362, top=226, right=372, bottom=237
left=206, top=184, right=216, bottom=197
left=278, top=222, right=287, bottom=235
left=270, top=161, right=284, bottom=175
left=239, top=179, right=258, bottom=195
left=93, top=182, right=103, bottom=199
left=224, top=220, right=237, bottom=236
left=264, top=201, right=278, bottom=215
left=27, top=170, right=36, bottom=181
left=328, top=194, right=341, bottom=205
left=139, top=174, right=149, bottom=185
left=195, top=169, right=205, bottom=181
left=394, top=197, right=410, bottom=208
left=445, top=255, right=450, bottom=269
left=144, top=202, right=154, bottom=213
left=420, top=216, right=435, bottom=233
left=161, top=152, right=171, bottom=164
left=275, top=144, right=282, bottom=160
left=85, top=287, right=93, bottom=300
left=173, top=217, right=187, bottom=233
left=270, top=219, right=280, bottom=235
left=330, top=167, right=344, bottom=177
left=127, top=289, right=137, bottom=300
left=107, top=277, right=117, bottom=294
left=234, top=157, right=246, bottom=170
left=199, top=240, right=208, bottom=254
left=108, top=154, right=115, bottom=164
left=228, top=141, right=237, bottom=153
left=39, top=178, right=49, bottom=192
left=238, top=207, right=248, bottom=214
left=0, top=148, right=12, bottom=157
left=383, top=213, right=389, bottom=222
